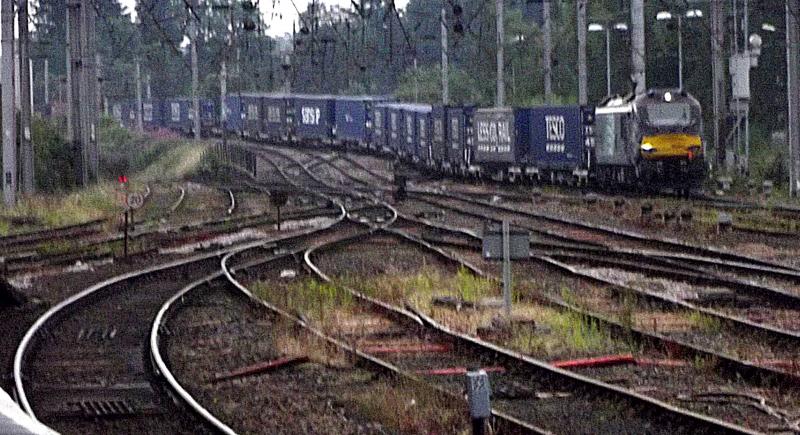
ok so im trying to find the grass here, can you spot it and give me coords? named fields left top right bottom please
left=687, top=311, right=723, bottom=333
left=344, top=379, right=467, bottom=434
left=341, top=266, right=496, bottom=309
left=253, top=279, right=355, bottom=326
left=503, top=306, right=630, bottom=359
left=0, top=123, right=211, bottom=236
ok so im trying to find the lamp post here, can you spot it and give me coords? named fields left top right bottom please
left=588, top=22, right=627, bottom=97
left=656, top=9, right=702, bottom=90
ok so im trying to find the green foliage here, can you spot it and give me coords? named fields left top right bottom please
left=394, top=65, right=486, bottom=106
left=256, top=279, right=354, bottom=321
left=687, top=311, right=722, bottom=333
left=32, top=115, right=78, bottom=192
left=455, top=267, right=493, bottom=303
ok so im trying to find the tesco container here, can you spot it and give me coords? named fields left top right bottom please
left=291, top=94, right=336, bottom=143
left=525, top=106, right=590, bottom=170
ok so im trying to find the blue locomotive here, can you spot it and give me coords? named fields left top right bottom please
left=111, top=89, right=705, bottom=189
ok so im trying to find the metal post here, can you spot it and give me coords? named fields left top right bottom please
left=80, top=0, right=97, bottom=182
left=413, top=55, right=419, bottom=102
left=1, top=0, right=16, bottom=206
left=135, top=59, right=143, bottom=132
left=95, top=53, right=103, bottom=116
left=502, top=220, right=511, bottom=316
left=788, top=0, right=800, bottom=195
left=495, top=0, right=505, bottom=107
left=441, top=3, right=449, bottom=105
left=605, top=27, right=611, bottom=96
left=221, top=60, right=227, bottom=145
left=19, top=0, right=34, bottom=194
left=576, top=0, right=587, bottom=105
left=677, top=15, right=683, bottom=90
left=44, top=58, right=49, bottom=106
left=189, top=1, right=200, bottom=141
left=711, top=0, right=727, bottom=171
left=542, top=0, right=552, bottom=103
left=630, top=0, right=646, bottom=94
left=123, top=210, right=129, bottom=258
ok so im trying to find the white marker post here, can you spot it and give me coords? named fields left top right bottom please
left=466, top=369, right=491, bottom=435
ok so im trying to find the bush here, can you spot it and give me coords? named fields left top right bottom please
left=32, top=115, right=78, bottom=192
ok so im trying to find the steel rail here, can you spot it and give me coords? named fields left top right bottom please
left=410, top=189, right=800, bottom=272
left=13, top=239, right=270, bottom=420
left=169, top=185, right=187, bottom=214
left=399, top=214, right=800, bottom=383
left=227, top=189, right=235, bottom=215
left=300, top=227, right=754, bottom=434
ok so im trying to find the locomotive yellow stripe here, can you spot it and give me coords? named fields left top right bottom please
left=640, top=134, right=702, bottom=159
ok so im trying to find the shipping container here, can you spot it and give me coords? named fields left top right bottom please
left=238, top=93, right=265, bottom=139
left=224, top=95, right=244, bottom=136
left=430, top=106, right=448, bottom=166
left=163, top=98, right=193, bottom=133
left=291, top=94, right=336, bottom=143
left=262, top=93, right=291, bottom=141
left=387, top=105, right=405, bottom=154
left=445, top=106, right=475, bottom=170
left=142, top=100, right=164, bottom=130
left=403, top=104, right=432, bottom=161
left=370, top=104, right=389, bottom=151
left=334, top=96, right=388, bottom=147
left=471, top=107, right=528, bottom=165
left=524, top=106, right=591, bottom=172
left=200, top=99, right=217, bottom=136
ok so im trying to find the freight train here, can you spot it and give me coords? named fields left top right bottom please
left=111, top=88, right=705, bottom=190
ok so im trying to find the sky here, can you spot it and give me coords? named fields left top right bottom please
left=119, top=0, right=410, bottom=37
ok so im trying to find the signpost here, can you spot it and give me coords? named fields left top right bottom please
left=465, top=369, right=492, bottom=435
left=117, top=176, right=144, bottom=258
left=482, top=220, right=530, bottom=316
left=270, top=190, right=289, bottom=230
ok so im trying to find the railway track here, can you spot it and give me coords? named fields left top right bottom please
left=276, top=144, right=800, bottom=432
left=38, top=141, right=773, bottom=433
left=217, top=217, right=750, bottom=433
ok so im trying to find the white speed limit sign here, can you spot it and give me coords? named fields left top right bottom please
left=127, top=192, right=145, bottom=210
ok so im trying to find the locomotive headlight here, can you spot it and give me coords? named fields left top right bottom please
left=641, top=143, right=655, bottom=152
left=664, top=92, right=673, bottom=102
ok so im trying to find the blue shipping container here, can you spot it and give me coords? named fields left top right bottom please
left=370, top=104, right=389, bottom=151
left=262, top=93, right=291, bottom=141
left=445, top=106, right=475, bottom=168
left=403, top=104, right=432, bottom=161
left=240, top=93, right=264, bottom=139
left=224, top=95, right=244, bottom=136
left=526, top=106, right=587, bottom=170
left=429, top=106, right=448, bottom=165
left=292, top=95, right=336, bottom=142
left=335, top=96, right=387, bottom=146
